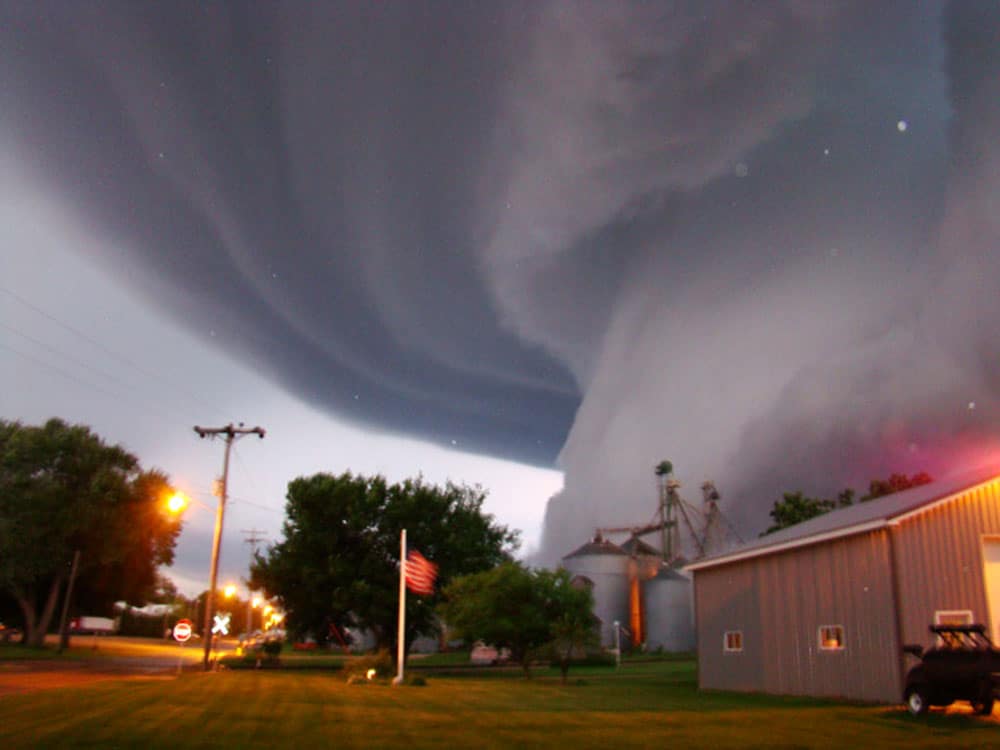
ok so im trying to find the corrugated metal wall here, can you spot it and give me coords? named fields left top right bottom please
left=644, top=577, right=695, bottom=652
left=695, top=530, right=901, bottom=702
left=893, top=479, right=1000, bottom=651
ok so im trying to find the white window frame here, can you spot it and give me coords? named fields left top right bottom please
left=934, top=609, right=973, bottom=626
left=818, top=624, right=845, bottom=651
left=934, top=610, right=974, bottom=646
left=723, top=630, right=743, bottom=653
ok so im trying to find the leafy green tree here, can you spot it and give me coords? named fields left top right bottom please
left=439, top=562, right=549, bottom=676
left=0, top=419, right=183, bottom=646
left=763, top=491, right=836, bottom=535
left=439, top=563, right=595, bottom=680
left=863, top=472, right=932, bottom=500
left=250, top=472, right=517, bottom=659
left=764, top=472, right=932, bottom=535
left=540, top=568, right=597, bottom=684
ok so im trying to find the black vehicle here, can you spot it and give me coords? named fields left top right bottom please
left=902, top=624, right=1000, bottom=716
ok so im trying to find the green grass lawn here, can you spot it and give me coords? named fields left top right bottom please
left=2, top=659, right=996, bottom=749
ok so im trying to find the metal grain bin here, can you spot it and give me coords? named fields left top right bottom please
left=562, top=535, right=630, bottom=646
left=642, top=565, right=695, bottom=652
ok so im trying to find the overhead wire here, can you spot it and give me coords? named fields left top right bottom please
left=3, top=287, right=286, bottom=520
left=230, top=443, right=282, bottom=515
left=1, top=320, right=205, bottom=423
left=0, top=341, right=179, bottom=424
left=1, top=285, right=235, bottom=423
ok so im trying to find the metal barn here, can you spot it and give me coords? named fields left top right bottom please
left=687, top=465, right=1000, bottom=703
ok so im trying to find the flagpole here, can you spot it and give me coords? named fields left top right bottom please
left=393, top=528, right=407, bottom=685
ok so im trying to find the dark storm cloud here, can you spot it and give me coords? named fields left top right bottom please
left=536, top=0, right=1000, bottom=559
left=0, top=1, right=576, bottom=465
left=3, top=1, right=998, bottom=558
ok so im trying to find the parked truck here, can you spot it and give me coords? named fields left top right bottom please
left=70, top=616, right=117, bottom=635
left=903, top=624, right=1000, bottom=716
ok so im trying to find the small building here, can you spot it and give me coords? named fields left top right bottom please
left=687, top=464, right=1000, bottom=703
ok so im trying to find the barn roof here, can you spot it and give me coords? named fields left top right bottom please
left=686, top=462, right=1000, bottom=572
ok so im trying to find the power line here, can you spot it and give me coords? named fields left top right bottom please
left=242, top=528, right=268, bottom=558
left=0, top=341, right=179, bottom=424
left=229, top=495, right=282, bottom=514
left=1, top=286, right=234, bottom=423
left=0, top=320, right=205, bottom=423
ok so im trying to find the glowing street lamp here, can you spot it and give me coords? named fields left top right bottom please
left=166, top=492, right=189, bottom=515
left=223, top=584, right=237, bottom=599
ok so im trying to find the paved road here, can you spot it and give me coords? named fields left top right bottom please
left=0, top=635, right=239, bottom=696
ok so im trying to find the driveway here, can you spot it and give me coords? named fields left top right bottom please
left=0, top=635, right=237, bottom=695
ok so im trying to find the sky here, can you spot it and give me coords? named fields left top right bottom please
left=2, top=1, right=999, bottom=587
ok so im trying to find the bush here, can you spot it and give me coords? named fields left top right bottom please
left=344, top=650, right=394, bottom=681
left=223, top=636, right=284, bottom=669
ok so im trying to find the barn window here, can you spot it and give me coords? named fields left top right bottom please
left=723, top=630, right=743, bottom=653
left=934, top=610, right=973, bottom=646
left=934, top=609, right=973, bottom=626
left=818, top=625, right=845, bottom=651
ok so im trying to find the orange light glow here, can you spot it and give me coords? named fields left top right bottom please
left=224, top=584, right=237, bottom=598
left=166, top=493, right=189, bottom=514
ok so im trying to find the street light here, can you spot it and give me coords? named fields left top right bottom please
left=246, top=595, right=263, bottom=639
left=166, top=492, right=189, bottom=515
left=224, top=584, right=237, bottom=599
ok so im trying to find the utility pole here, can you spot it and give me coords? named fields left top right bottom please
left=194, top=423, right=265, bottom=670
left=242, top=528, right=267, bottom=637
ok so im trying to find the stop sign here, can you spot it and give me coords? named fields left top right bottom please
left=173, top=619, right=193, bottom=643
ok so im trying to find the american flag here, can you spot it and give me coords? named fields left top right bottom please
left=405, top=549, right=438, bottom=596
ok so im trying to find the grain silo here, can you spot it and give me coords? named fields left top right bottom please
left=561, top=535, right=629, bottom=646
left=642, top=564, right=695, bottom=652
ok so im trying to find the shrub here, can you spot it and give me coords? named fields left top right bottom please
left=344, top=650, right=394, bottom=681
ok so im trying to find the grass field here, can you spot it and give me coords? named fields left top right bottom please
left=1, top=658, right=997, bottom=749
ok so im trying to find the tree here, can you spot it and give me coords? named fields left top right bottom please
left=0, top=419, right=183, bottom=646
left=763, top=491, right=841, bottom=535
left=438, top=563, right=596, bottom=680
left=439, top=562, right=550, bottom=676
left=539, top=568, right=597, bottom=684
left=763, top=472, right=932, bottom=535
left=250, top=472, right=517, bottom=659
left=863, top=472, right=932, bottom=500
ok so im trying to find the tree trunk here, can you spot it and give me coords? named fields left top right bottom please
left=36, top=576, right=63, bottom=646
left=13, top=589, right=37, bottom=647
left=16, top=576, right=62, bottom=648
